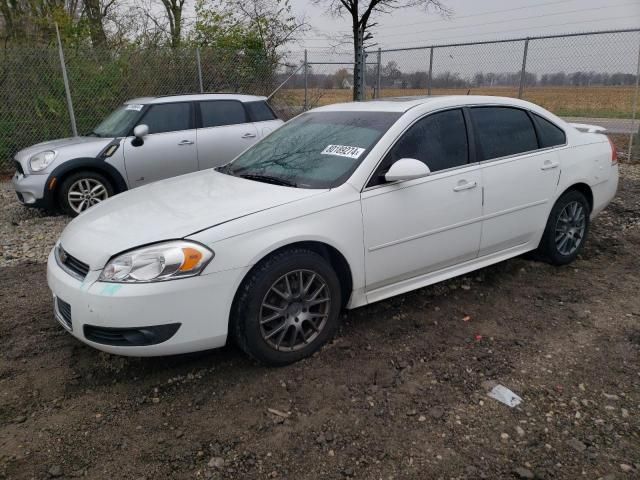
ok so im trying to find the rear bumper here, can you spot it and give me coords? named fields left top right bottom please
left=46, top=250, right=249, bottom=356
left=591, top=164, right=619, bottom=217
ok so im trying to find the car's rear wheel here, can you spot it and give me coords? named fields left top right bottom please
left=538, top=189, right=590, bottom=265
left=232, top=248, right=342, bottom=366
left=58, top=171, right=113, bottom=216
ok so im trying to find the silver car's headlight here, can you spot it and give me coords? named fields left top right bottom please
left=29, top=150, right=57, bottom=172
left=99, top=241, right=214, bottom=283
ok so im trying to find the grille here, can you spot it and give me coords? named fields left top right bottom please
left=55, top=297, right=72, bottom=330
left=57, top=245, right=90, bottom=280
left=14, top=160, right=24, bottom=175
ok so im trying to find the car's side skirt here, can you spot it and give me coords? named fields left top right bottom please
left=363, top=241, right=536, bottom=306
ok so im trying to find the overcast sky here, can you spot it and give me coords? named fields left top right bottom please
left=288, top=0, right=640, bottom=52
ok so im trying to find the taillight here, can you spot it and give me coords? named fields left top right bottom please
left=607, top=136, right=618, bottom=165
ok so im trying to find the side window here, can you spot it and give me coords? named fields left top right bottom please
left=532, top=113, right=566, bottom=148
left=139, top=103, right=191, bottom=134
left=199, top=101, right=247, bottom=128
left=471, top=107, right=538, bottom=160
left=245, top=101, right=278, bottom=122
left=370, top=109, right=468, bottom=186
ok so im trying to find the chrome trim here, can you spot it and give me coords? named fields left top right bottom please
left=54, top=243, right=86, bottom=281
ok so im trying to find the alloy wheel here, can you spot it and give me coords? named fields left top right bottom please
left=67, top=178, right=109, bottom=214
left=554, top=200, right=586, bottom=256
left=259, top=269, right=331, bottom=352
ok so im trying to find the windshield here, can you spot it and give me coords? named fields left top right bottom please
left=92, top=104, right=145, bottom=137
left=223, top=111, right=401, bottom=188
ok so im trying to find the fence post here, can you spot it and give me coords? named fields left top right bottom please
left=628, top=34, right=640, bottom=163
left=361, top=47, right=367, bottom=100
left=376, top=48, right=382, bottom=98
left=518, top=38, right=530, bottom=99
left=196, top=48, right=204, bottom=93
left=55, top=23, right=77, bottom=137
left=303, top=49, right=308, bottom=111
left=427, top=47, right=434, bottom=95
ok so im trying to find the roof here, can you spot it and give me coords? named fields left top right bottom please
left=124, top=93, right=267, bottom=104
left=312, top=95, right=541, bottom=113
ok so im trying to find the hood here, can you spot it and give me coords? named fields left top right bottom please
left=15, top=136, right=112, bottom=170
left=60, top=170, right=326, bottom=269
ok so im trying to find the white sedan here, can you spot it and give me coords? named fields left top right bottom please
left=47, top=96, right=618, bottom=365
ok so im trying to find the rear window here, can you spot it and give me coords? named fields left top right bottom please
left=245, top=101, right=278, bottom=122
left=532, top=113, right=566, bottom=148
left=200, top=101, right=247, bottom=128
left=471, top=107, right=538, bottom=160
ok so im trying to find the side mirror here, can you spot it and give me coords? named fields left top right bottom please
left=133, top=124, right=149, bottom=138
left=384, top=158, right=431, bottom=182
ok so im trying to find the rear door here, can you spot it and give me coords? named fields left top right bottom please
left=123, top=102, right=198, bottom=187
left=472, top=106, right=563, bottom=256
left=244, top=100, right=284, bottom=138
left=196, top=100, right=259, bottom=169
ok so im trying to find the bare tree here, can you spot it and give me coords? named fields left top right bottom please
left=314, top=0, right=451, bottom=100
left=159, top=0, right=185, bottom=48
left=82, top=0, right=116, bottom=47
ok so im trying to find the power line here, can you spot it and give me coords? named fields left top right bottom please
left=373, top=0, right=580, bottom=31
left=381, top=16, right=640, bottom=49
left=372, top=1, right=638, bottom=40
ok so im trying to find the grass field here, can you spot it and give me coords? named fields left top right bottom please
left=278, top=86, right=638, bottom=119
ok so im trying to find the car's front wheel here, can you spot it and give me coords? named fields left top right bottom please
left=58, top=171, right=113, bottom=216
left=538, top=189, right=590, bottom=265
left=232, top=248, right=342, bottom=366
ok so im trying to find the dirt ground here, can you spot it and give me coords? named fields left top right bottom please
left=1, top=167, right=639, bottom=480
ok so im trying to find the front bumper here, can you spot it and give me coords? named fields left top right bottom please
left=46, top=250, right=249, bottom=356
left=12, top=171, right=49, bottom=208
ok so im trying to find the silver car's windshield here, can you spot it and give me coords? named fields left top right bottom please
left=221, top=111, right=401, bottom=189
left=92, top=104, right=144, bottom=137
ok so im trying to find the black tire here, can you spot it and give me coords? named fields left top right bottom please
left=231, top=248, right=342, bottom=366
left=537, top=189, right=590, bottom=265
left=58, top=171, right=114, bottom=217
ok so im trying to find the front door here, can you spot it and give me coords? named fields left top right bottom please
left=123, top=102, right=198, bottom=186
left=361, top=108, right=483, bottom=299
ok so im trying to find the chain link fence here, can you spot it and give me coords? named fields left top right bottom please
left=1, top=29, right=639, bottom=173
left=373, top=29, right=640, bottom=162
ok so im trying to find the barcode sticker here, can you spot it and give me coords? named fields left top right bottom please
left=321, top=144, right=365, bottom=159
left=125, top=104, right=144, bottom=111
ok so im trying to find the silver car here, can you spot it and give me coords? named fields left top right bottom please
left=11, top=94, right=283, bottom=215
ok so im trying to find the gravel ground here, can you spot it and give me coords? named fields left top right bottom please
left=0, top=181, right=67, bottom=267
left=1, top=166, right=639, bottom=480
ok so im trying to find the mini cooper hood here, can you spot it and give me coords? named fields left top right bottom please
left=15, top=136, right=112, bottom=164
left=60, top=170, right=325, bottom=269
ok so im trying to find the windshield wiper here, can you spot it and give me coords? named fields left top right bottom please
left=239, top=173, right=297, bottom=188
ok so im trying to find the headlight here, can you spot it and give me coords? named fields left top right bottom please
left=99, top=241, right=214, bottom=283
left=29, top=150, right=57, bottom=172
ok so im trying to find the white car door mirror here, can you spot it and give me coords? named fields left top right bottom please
left=133, top=124, right=149, bottom=138
left=384, top=158, right=431, bottom=182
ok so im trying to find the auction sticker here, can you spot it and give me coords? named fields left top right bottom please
left=321, top=144, right=365, bottom=159
left=125, top=104, right=144, bottom=111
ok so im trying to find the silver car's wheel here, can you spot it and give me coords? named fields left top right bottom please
left=554, top=201, right=586, bottom=256
left=67, top=178, right=110, bottom=214
left=259, top=269, right=331, bottom=352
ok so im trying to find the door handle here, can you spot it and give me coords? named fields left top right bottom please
left=541, top=161, right=559, bottom=170
left=241, top=133, right=257, bottom=139
left=178, top=140, right=194, bottom=146
left=453, top=181, right=478, bottom=192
